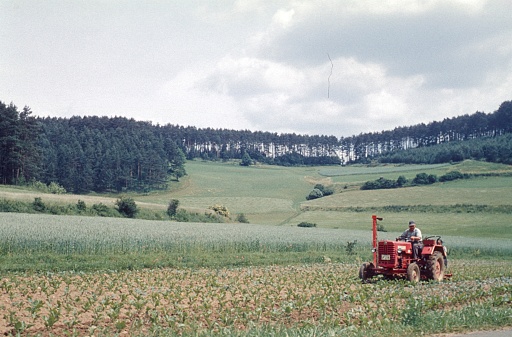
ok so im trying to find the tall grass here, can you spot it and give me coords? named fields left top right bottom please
left=0, top=213, right=510, bottom=272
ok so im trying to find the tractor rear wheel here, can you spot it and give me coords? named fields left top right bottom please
left=407, top=263, right=420, bottom=283
left=359, top=262, right=374, bottom=281
left=427, top=251, right=445, bottom=281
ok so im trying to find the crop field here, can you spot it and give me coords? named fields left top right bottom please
left=0, top=160, right=512, bottom=336
left=0, top=213, right=511, bottom=336
left=0, top=260, right=511, bottom=336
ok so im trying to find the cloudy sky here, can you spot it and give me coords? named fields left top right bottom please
left=1, top=0, right=511, bottom=137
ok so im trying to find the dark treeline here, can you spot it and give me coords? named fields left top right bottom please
left=1, top=99, right=511, bottom=193
left=1, top=101, right=186, bottom=193
left=341, top=100, right=512, bottom=163
left=376, top=133, right=512, bottom=165
left=164, top=100, right=512, bottom=165
left=37, top=116, right=187, bottom=193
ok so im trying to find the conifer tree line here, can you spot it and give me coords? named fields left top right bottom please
left=1, top=99, right=511, bottom=193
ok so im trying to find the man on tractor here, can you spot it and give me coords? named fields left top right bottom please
left=398, top=220, right=423, bottom=259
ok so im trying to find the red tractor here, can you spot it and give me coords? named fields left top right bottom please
left=359, top=215, right=450, bottom=282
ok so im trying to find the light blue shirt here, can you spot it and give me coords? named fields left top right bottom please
left=400, top=227, right=422, bottom=241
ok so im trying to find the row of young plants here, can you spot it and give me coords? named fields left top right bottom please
left=0, top=261, right=510, bottom=336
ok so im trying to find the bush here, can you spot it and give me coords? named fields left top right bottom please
left=0, top=199, right=31, bottom=213
left=397, top=175, right=407, bottom=187
left=30, top=180, right=49, bottom=192
left=32, top=197, right=46, bottom=212
left=314, top=184, right=334, bottom=196
left=208, top=204, right=230, bottom=218
left=413, top=173, right=437, bottom=185
left=439, top=170, right=465, bottom=182
left=48, top=182, right=66, bottom=194
left=167, top=199, right=180, bottom=217
left=116, top=197, right=139, bottom=218
left=297, top=222, right=317, bottom=228
left=306, top=188, right=323, bottom=200
left=29, top=180, right=66, bottom=194
left=174, top=209, right=225, bottom=223
left=240, top=152, right=253, bottom=166
left=76, top=200, right=87, bottom=212
left=361, top=177, right=398, bottom=190
left=92, top=203, right=113, bottom=217
left=236, top=213, right=249, bottom=223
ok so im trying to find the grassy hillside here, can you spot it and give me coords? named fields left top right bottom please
left=143, top=160, right=512, bottom=238
left=1, top=159, right=511, bottom=237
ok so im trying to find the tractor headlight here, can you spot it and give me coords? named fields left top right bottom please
left=371, top=248, right=376, bottom=253
left=397, top=247, right=402, bottom=254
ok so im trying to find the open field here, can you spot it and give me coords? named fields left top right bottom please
left=1, top=159, right=511, bottom=227
left=1, top=159, right=512, bottom=335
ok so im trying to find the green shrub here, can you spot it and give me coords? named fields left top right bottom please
left=76, top=200, right=87, bottom=212
left=240, top=152, right=253, bottom=166
left=236, top=213, right=249, bottom=223
left=439, top=170, right=465, bottom=182
left=30, top=180, right=48, bottom=192
left=174, top=209, right=190, bottom=222
left=314, top=184, right=334, bottom=196
left=115, top=197, right=139, bottom=218
left=29, top=180, right=66, bottom=194
left=297, top=222, right=316, bottom=228
left=413, top=173, right=437, bottom=185
left=48, top=182, right=66, bottom=194
left=397, top=175, right=408, bottom=186
left=306, top=188, right=323, bottom=200
left=361, top=177, right=398, bottom=190
left=0, top=199, right=31, bottom=213
left=167, top=199, right=180, bottom=217
left=92, top=203, right=114, bottom=217
left=32, top=197, right=46, bottom=212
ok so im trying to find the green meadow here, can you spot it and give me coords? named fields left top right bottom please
left=137, top=160, right=512, bottom=237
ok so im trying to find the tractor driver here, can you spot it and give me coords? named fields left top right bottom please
left=399, top=220, right=423, bottom=259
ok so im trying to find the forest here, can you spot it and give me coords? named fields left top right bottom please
left=1, top=99, right=511, bottom=193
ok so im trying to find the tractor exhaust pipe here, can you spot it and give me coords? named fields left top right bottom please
left=372, top=215, right=383, bottom=266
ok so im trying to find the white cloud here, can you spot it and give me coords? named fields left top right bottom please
left=1, top=0, right=511, bottom=137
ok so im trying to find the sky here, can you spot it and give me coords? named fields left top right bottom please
left=1, top=0, right=512, bottom=138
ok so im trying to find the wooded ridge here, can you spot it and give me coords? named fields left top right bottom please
left=1, top=99, right=511, bottom=193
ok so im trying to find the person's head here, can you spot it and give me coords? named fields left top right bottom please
left=408, top=220, right=416, bottom=230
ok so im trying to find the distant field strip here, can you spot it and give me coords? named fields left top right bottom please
left=178, top=196, right=295, bottom=214
left=302, top=182, right=512, bottom=208
left=318, top=163, right=451, bottom=176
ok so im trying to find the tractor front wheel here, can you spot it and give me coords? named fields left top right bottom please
left=427, top=251, right=446, bottom=281
left=407, top=263, right=420, bottom=283
left=359, top=262, right=374, bottom=281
